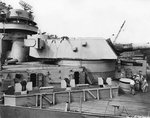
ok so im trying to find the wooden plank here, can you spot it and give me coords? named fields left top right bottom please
left=3, top=86, right=118, bottom=107
left=83, top=90, right=86, bottom=101
left=0, top=105, right=84, bottom=118
left=86, top=90, right=97, bottom=99
left=97, top=89, right=99, bottom=100
left=53, top=93, right=55, bottom=105
left=42, top=94, right=53, bottom=105
left=79, top=93, right=82, bottom=113
left=109, top=87, right=112, bottom=99
left=39, top=95, right=42, bottom=108
left=35, top=95, right=38, bottom=107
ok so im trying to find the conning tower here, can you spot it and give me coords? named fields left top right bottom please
left=0, top=1, right=38, bottom=66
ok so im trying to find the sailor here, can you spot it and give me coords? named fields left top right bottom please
left=138, top=70, right=144, bottom=82
left=141, top=77, right=148, bottom=93
left=134, top=75, right=140, bottom=91
left=130, top=79, right=135, bottom=95
left=132, top=74, right=139, bottom=91
left=136, top=70, right=144, bottom=91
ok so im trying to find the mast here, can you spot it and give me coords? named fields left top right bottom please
left=0, top=34, right=2, bottom=70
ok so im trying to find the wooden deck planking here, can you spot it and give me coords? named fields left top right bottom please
left=48, top=101, right=120, bottom=115
left=48, top=92, right=150, bottom=116
left=46, top=80, right=150, bottom=116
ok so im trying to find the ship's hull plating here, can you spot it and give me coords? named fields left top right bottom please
left=0, top=105, right=121, bottom=118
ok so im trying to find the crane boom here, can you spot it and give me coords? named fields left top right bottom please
left=113, top=20, right=126, bottom=43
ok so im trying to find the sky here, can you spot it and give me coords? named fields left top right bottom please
left=2, top=0, right=150, bottom=43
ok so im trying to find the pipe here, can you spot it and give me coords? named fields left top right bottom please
left=0, top=34, right=2, bottom=70
left=0, top=34, right=4, bottom=70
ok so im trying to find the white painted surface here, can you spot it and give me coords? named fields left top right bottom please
left=9, top=40, right=28, bottom=62
left=30, top=38, right=117, bottom=59
left=26, top=82, right=33, bottom=91
left=98, top=77, right=103, bottom=85
left=4, top=96, right=16, bottom=106
left=61, top=80, right=67, bottom=88
left=70, top=79, right=75, bottom=87
left=15, top=83, right=22, bottom=93
left=106, top=77, right=112, bottom=85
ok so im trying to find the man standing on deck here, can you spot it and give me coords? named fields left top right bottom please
left=138, top=71, right=144, bottom=81
left=136, top=70, right=144, bottom=91
left=141, top=77, right=148, bottom=92
left=130, top=79, right=135, bottom=95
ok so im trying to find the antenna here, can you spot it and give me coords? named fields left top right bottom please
left=113, top=20, right=126, bottom=43
left=19, top=0, right=32, bottom=11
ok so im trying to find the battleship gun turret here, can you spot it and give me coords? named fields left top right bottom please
left=111, top=42, right=150, bottom=79
left=111, top=20, right=150, bottom=54
left=24, top=34, right=117, bottom=83
left=113, top=43, right=150, bottom=53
